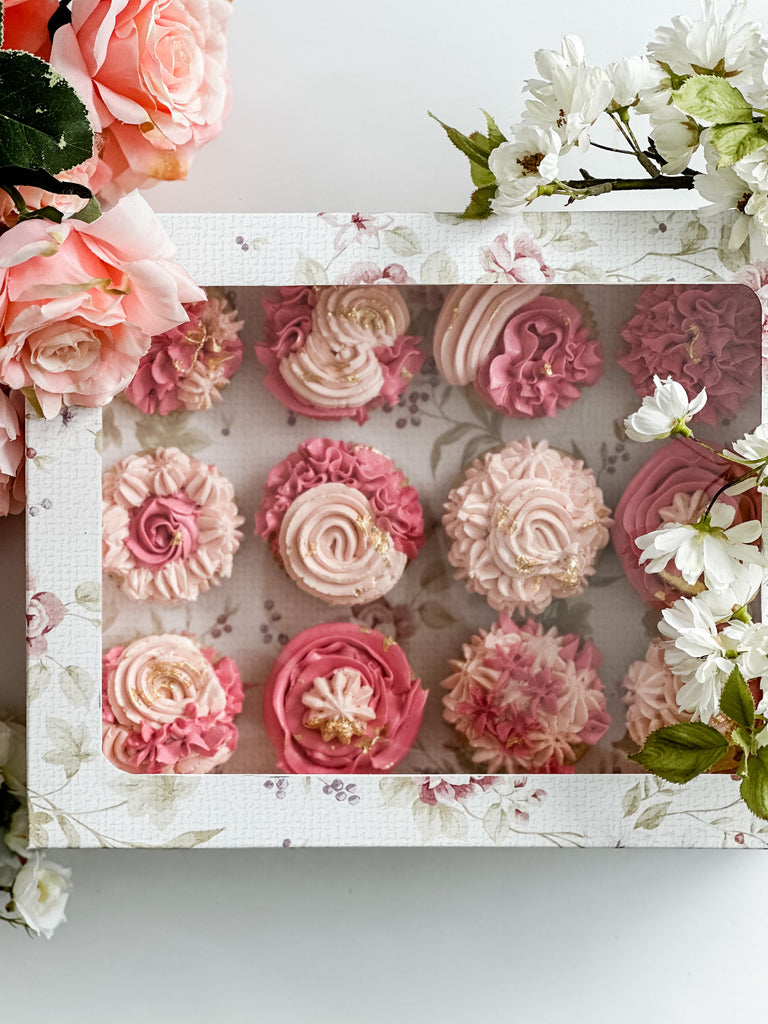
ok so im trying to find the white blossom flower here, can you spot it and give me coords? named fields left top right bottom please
left=725, top=621, right=768, bottom=700
left=489, top=126, right=561, bottom=212
left=735, top=151, right=768, bottom=194
left=11, top=852, right=71, bottom=939
left=659, top=594, right=735, bottom=721
left=624, top=375, right=707, bottom=442
left=636, top=501, right=764, bottom=593
left=697, top=561, right=764, bottom=620
left=725, top=423, right=768, bottom=487
left=523, top=38, right=613, bottom=151
left=745, top=190, right=768, bottom=256
left=639, top=88, right=702, bottom=173
left=4, top=806, right=28, bottom=858
left=606, top=56, right=659, bottom=109
left=648, top=1, right=767, bottom=99
left=695, top=144, right=755, bottom=248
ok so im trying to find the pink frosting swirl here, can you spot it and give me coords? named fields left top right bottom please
left=618, top=283, right=761, bottom=424
left=279, top=483, right=407, bottom=605
left=101, top=633, right=244, bottom=775
left=474, top=295, right=603, bottom=417
left=443, top=439, right=612, bottom=616
left=442, top=617, right=609, bottom=772
left=256, top=286, right=424, bottom=423
left=263, top=623, right=427, bottom=773
left=103, top=446, right=243, bottom=604
left=432, top=284, right=544, bottom=385
left=623, top=640, right=691, bottom=747
left=255, top=438, right=425, bottom=566
left=613, top=437, right=760, bottom=608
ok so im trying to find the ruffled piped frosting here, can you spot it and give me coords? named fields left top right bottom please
left=623, top=640, right=691, bottom=747
left=443, top=438, right=612, bottom=616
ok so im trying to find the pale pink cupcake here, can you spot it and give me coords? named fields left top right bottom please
left=102, top=633, right=243, bottom=775
left=256, top=286, right=424, bottom=423
left=0, top=387, right=25, bottom=516
left=124, top=295, right=243, bottom=414
left=442, top=617, right=610, bottom=773
left=443, top=439, right=612, bottom=616
left=102, top=447, right=244, bottom=604
left=433, top=286, right=603, bottom=417
left=255, top=438, right=425, bottom=606
left=623, top=640, right=691, bottom=747
left=263, top=622, right=427, bottom=773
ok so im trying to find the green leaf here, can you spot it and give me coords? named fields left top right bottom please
left=550, top=230, right=597, bottom=253
left=293, top=251, right=329, bottom=285
left=634, top=801, right=673, bottom=831
left=628, top=722, right=729, bottom=784
left=428, top=111, right=490, bottom=168
left=0, top=50, right=94, bottom=173
left=679, top=218, right=708, bottom=254
left=740, top=751, right=768, bottom=820
left=71, top=194, right=101, bottom=224
left=28, top=661, right=52, bottom=701
left=469, top=160, right=495, bottom=189
left=480, top=109, right=506, bottom=150
left=459, top=184, right=496, bottom=220
left=673, top=75, right=753, bottom=123
left=708, top=122, right=768, bottom=167
left=418, top=601, right=456, bottom=629
left=75, top=580, right=101, bottom=613
left=420, top=249, right=459, bottom=284
left=621, top=782, right=641, bottom=818
left=160, top=829, right=225, bottom=849
left=382, top=225, right=422, bottom=258
left=719, top=666, right=755, bottom=730
left=379, top=777, right=417, bottom=808
left=0, top=164, right=91, bottom=200
left=483, top=802, right=509, bottom=844
left=59, top=665, right=93, bottom=707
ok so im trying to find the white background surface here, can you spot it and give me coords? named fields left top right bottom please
left=1, top=1, right=766, bottom=1018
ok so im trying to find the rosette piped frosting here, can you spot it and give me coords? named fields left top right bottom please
left=255, top=438, right=425, bottom=606
left=102, top=446, right=244, bottom=604
left=256, top=285, right=424, bottom=423
left=443, top=438, right=612, bottom=616
left=102, top=633, right=244, bottom=775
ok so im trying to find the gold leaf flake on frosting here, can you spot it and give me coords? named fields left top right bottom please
left=515, top=555, right=540, bottom=575
left=302, top=667, right=376, bottom=746
left=356, top=513, right=393, bottom=568
left=541, top=362, right=553, bottom=377
left=554, top=555, right=580, bottom=589
left=334, top=303, right=394, bottom=332
left=495, top=505, right=518, bottom=535
left=685, top=324, right=702, bottom=364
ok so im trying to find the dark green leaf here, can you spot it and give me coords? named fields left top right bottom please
left=740, top=751, right=768, bottom=820
left=0, top=50, right=93, bottom=173
left=481, top=109, right=506, bottom=149
left=428, top=111, right=490, bottom=168
left=673, top=75, right=753, bottom=123
left=719, top=666, right=755, bottom=730
left=0, top=164, right=91, bottom=199
left=459, top=184, right=496, bottom=220
left=70, top=194, right=101, bottom=223
left=628, top=722, right=729, bottom=784
left=708, top=122, right=768, bottom=167
left=469, top=159, right=495, bottom=189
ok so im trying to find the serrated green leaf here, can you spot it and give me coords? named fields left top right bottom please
left=0, top=51, right=94, bottom=173
left=428, top=111, right=490, bottom=168
left=719, top=666, right=755, bottom=730
left=621, top=783, right=641, bottom=818
left=673, top=75, right=753, bottom=123
left=634, top=801, right=673, bottom=830
left=708, top=121, right=768, bottom=167
left=740, top=751, right=768, bottom=820
left=382, top=225, right=422, bottom=258
left=628, top=722, right=729, bottom=783
left=459, top=184, right=496, bottom=220
left=469, top=159, right=496, bottom=189
left=481, top=109, right=506, bottom=149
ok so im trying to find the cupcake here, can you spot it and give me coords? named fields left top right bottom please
left=613, top=437, right=761, bottom=608
left=102, top=633, right=244, bottom=775
left=618, top=283, right=761, bottom=424
left=443, top=438, right=612, bottom=616
left=256, top=285, right=424, bottom=423
left=263, top=622, right=427, bottom=773
left=255, top=438, right=425, bottom=606
left=125, top=294, right=243, bottom=414
left=433, top=285, right=603, bottom=417
left=102, top=446, right=244, bottom=604
left=442, top=617, right=609, bottom=773
left=623, top=640, right=691, bottom=747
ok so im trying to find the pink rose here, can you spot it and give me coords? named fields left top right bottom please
left=255, top=438, right=425, bottom=560
left=26, top=591, right=67, bottom=657
left=263, top=623, right=428, bottom=773
left=102, top=633, right=243, bottom=774
left=124, top=296, right=243, bottom=414
left=125, top=493, right=200, bottom=569
left=613, top=437, right=761, bottom=608
left=0, top=388, right=25, bottom=516
left=474, top=295, right=603, bottom=417
left=618, top=284, right=762, bottom=424
left=478, top=233, right=554, bottom=284
left=1, top=0, right=58, bottom=61
left=50, top=0, right=232, bottom=196
left=259, top=287, right=316, bottom=362
left=0, top=193, right=203, bottom=418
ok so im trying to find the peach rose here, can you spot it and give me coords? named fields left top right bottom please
left=50, top=0, right=232, bottom=196
left=1, top=0, right=59, bottom=61
left=0, top=192, right=203, bottom=418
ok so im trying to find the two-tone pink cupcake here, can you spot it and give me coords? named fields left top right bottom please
left=443, top=438, right=612, bottom=616
left=618, top=283, right=761, bottom=424
left=433, top=285, right=603, bottom=417
left=622, top=640, right=691, bottom=747
left=102, top=446, right=244, bottom=604
left=102, top=633, right=244, bottom=775
left=263, top=622, right=427, bottom=773
left=256, top=286, right=424, bottom=423
left=255, top=438, right=425, bottom=606
left=442, top=617, right=610, bottom=772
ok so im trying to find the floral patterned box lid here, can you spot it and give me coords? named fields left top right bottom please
left=24, top=210, right=768, bottom=849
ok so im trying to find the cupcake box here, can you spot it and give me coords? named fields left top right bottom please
left=24, top=210, right=768, bottom=849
